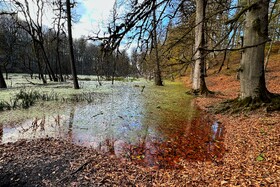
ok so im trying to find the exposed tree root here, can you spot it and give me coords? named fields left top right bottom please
left=266, top=95, right=280, bottom=111
left=186, top=88, right=215, bottom=96
left=210, top=94, right=280, bottom=114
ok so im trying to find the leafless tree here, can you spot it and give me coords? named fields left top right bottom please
left=66, top=0, right=79, bottom=89
left=52, top=0, right=66, bottom=82
left=11, top=0, right=58, bottom=83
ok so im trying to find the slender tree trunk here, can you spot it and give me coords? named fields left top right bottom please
left=66, top=0, right=79, bottom=89
left=57, top=50, right=64, bottom=82
left=0, top=66, right=7, bottom=88
left=264, top=37, right=274, bottom=71
left=33, top=41, right=47, bottom=84
left=264, top=16, right=278, bottom=71
left=56, top=0, right=64, bottom=82
left=0, top=124, right=2, bottom=143
left=41, top=44, right=58, bottom=82
left=152, top=0, right=163, bottom=86
left=240, top=0, right=271, bottom=101
left=46, top=67, right=53, bottom=81
left=55, top=12, right=64, bottom=81
left=112, top=54, right=116, bottom=85
left=3, top=65, right=8, bottom=80
left=192, top=0, right=209, bottom=94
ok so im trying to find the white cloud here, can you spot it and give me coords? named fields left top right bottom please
left=12, top=0, right=115, bottom=39
left=72, top=0, right=116, bottom=38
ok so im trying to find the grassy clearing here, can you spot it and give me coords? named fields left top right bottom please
left=0, top=75, right=149, bottom=125
left=0, top=74, right=146, bottom=108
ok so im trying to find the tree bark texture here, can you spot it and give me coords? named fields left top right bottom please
left=66, top=0, right=79, bottom=89
left=240, top=0, right=270, bottom=101
left=192, top=0, right=208, bottom=94
left=152, top=0, right=163, bottom=86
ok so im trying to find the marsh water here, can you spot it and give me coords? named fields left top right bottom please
left=0, top=80, right=224, bottom=168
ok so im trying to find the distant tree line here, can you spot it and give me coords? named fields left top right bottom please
left=0, top=15, right=138, bottom=79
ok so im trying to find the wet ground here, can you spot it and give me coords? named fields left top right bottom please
left=0, top=80, right=224, bottom=168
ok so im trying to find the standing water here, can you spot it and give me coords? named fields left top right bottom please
left=0, top=81, right=224, bottom=168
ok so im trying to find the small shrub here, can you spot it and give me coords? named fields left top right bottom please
left=14, top=89, right=41, bottom=109
left=2, top=89, right=61, bottom=110
left=67, top=92, right=95, bottom=103
left=0, top=100, right=11, bottom=111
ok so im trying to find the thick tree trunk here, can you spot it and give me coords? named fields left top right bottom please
left=240, top=0, right=271, bottom=101
left=0, top=66, right=7, bottom=89
left=192, top=0, right=209, bottom=94
left=66, top=0, right=79, bottom=89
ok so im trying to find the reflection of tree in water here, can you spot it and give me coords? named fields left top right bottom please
left=67, top=107, right=75, bottom=141
left=122, top=114, right=225, bottom=169
left=0, top=125, right=3, bottom=143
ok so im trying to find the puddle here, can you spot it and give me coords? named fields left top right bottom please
left=0, top=81, right=225, bottom=168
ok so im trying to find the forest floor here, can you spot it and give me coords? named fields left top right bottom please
left=0, top=54, right=280, bottom=186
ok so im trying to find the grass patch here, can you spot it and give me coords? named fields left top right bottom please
left=0, top=89, right=59, bottom=111
left=143, top=81, right=197, bottom=128
left=0, top=100, right=11, bottom=111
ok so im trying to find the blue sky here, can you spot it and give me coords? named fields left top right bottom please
left=3, top=0, right=116, bottom=39
left=72, top=0, right=116, bottom=38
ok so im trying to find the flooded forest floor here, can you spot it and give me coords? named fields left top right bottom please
left=0, top=55, right=280, bottom=186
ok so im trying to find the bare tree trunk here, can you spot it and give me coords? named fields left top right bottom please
left=240, top=0, right=271, bottom=101
left=66, top=0, right=79, bottom=89
left=3, top=65, right=8, bottom=79
left=264, top=36, right=274, bottom=71
left=54, top=0, right=64, bottom=82
left=41, top=44, right=58, bottom=82
left=33, top=41, right=47, bottom=84
left=0, top=66, right=7, bottom=88
left=152, top=0, right=163, bottom=86
left=56, top=49, right=64, bottom=82
left=192, top=0, right=209, bottom=94
left=264, top=17, right=278, bottom=71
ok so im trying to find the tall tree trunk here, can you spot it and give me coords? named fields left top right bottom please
left=33, top=41, right=47, bottom=84
left=264, top=8, right=278, bottom=71
left=56, top=49, right=64, bottom=82
left=240, top=0, right=271, bottom=101
left=192, top=0, right=209, bottom=94
left=0, top=66, right=7, bottom=88
left=55, top=0, right=64, bottom=82
left=66, top=0, right=79, bottom=89
left=41, top=44, right=58, bottom=82
left=152, top=0, right=163, bottom=86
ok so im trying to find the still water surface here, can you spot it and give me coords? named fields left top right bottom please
left=0, top=81, right=224, bottom=168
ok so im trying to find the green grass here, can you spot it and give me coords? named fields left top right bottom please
left=0, top=75, right=195, bottom=130
left=142, top=81, right=197, bottom=137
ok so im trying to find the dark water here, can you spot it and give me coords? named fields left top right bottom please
left=0, top=81, right=224, bottom=168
